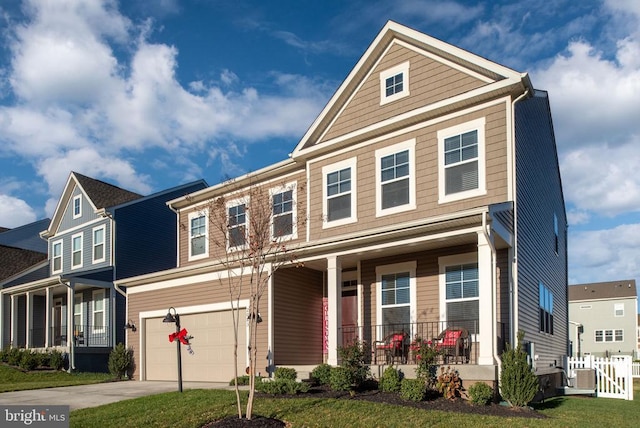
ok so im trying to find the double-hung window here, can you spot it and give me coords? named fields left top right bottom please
left=52, top=240, right=63, bottom=273
left=379, top=62, right=410, bottom=105
left=375, top=140, right=415, bottom=216
left=322, top=158, right=357, bottom=227
left=539, top=282, right=554, bottom=334
left=92, top=225, right=105, bottom=263
left=614, top=303, right=624, bottom=317
left=74, top=293, right=83, bottom=337
left=439, top=254, right=479, bottom=334
left=73, top=195, right=82, bottom=219
left=595, top=329, right=623, bottom=342
left=271, top=184, right=296, bottom=239
left=188, top=210, right=208, bottom=260
left=71, top=232, right=83, bottom=269
left=228, top=201, right=247, bottom=249
left=438, top=118, right=486, bottom=203
left=92, top=289, right=105, bottom=334
left=376, top=262, right=416, bottom=337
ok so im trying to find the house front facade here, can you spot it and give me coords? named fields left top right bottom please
left=119, top=21, right=567, bottom=385
left=0, top=172, right=206, bottom=372
left=568, top=280, right=638, bottom=358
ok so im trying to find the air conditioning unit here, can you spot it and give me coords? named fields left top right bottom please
left=574, top=369, right=595, bottom=389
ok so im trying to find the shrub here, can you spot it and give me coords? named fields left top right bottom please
left=48, top=349, right=65, bottom=371
left=311, top=363, right=332, bottom=386
left=0, top=347, right=9, bottom=363
left=329, top=366, right=354, bottom=392
left=436, top=366, right=463, bottom=399
left=6, top=348, right=22, bottom=367
left=414, top=340, right=439, bottom=388
left=500, top=331, right=538, bottom=407
left=379, top=366, right=402, bottom=393
left=337, top=340, right=370, bottom=388
left=108, top=343, right=133, bottom=380
left=468, top=382, right=494, bottom=405
left=19, top=350, right=38, bottom=371
left=255, top=379, right=309, bottom=394
left=35, top=351, right=50, bottom=368
left=274, top=367, right=297, bottom=381
left=400, top=378, right=426, bottom=402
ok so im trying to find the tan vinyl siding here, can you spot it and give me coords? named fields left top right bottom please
left=321, top=43, right=487, bottom=143
left=127, top=277, right=268, bottom=380
left=309, top=104, right=508, bottom=241
left=273, top=267, right=324, bottom=365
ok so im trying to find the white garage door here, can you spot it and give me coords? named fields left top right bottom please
left=145, top=310, right=246, bottom=382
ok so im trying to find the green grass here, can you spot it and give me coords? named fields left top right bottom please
left=0, top=364, right=113, bottom=392
left=69, top=379, right=640, bottom=428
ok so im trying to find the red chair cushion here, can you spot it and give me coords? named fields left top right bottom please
left=440, top=330, right=462, bottom=347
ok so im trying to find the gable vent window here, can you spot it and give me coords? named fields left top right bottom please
left=73, top=195, right=82, bottom=219
left=385, top=73, right=403, bottom=97
left=379, top=62, right=410, bottom=105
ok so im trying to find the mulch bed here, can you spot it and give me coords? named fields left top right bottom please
left=203, top=385, right=545, bottom=427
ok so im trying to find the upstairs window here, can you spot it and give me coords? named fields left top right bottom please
left=52, top=240, right=63, bottom=273
left=375, top=140, right=415, bottom=216
left=438, top=118, right=486, bottom=203
left=92, top=226, right=105, bottom=263
left=228, top=202, right=247, bottom=249
left=73, top=195, right=82, bottom=219
left=554, top=213, right=559, bottom=254
left=71, top=233, right=83, bottom=269
left=271, top=184, right=297, bottom=239
left=380, top=62, right=410, bottom=105
left=189, top=210, right=208, bottom=260
left=539, top=282, right=554, bottom=334
left=614, top=303, right=624, bottom=317
left=595, top=329, right=623, bottom=342
left=323, top=158, right=357, bottom=228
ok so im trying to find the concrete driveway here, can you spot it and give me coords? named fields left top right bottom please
left=0, top=381, right=232, bottom=411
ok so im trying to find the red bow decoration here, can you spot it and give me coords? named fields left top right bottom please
left=169, top=328, right=190, bottom=345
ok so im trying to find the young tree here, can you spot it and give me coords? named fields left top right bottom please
left=194, top=177, right=305, bottom=420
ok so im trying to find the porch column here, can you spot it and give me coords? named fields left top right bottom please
left=477, top=231, right=494, bottom=365
left=327, top=255, right=342, bottom=365
left=26, top=291, right=32, bottom=348
left=10, top=294, right=18, bottom=347
left=45, top=287, right=53, bottom=348
left=67, top=284, right=74, bottom=370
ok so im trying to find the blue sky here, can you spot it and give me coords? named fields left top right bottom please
left=0, top=0, right=639, bottom=293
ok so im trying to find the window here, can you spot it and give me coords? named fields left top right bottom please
left=554, top=213, right=559, bottom=254
left=188, top=210, right=208, bottom=260
left=614, top=303, right=624, bottom=317
left=71, top=233, right=83, bottom=269
left=92, top=290, right=105, bottom=333
left=376, top=262, right=416, bottom=338
left=323, top=158, right=357, bottom=227
left=438, top=118, right=486, bottom=203
left=73, top=195, right=82, bottom=219
left=595, top=329, right=624, bottom=342
left=375, top=140, right=416, bottom=216
left=92, top=226, right=105, bottom=263
left=271, top=183, right=297, bottom=239
left=52, top=240, right=63, bottom=273
left=379, top=62, right=410, bottom=105
left=73, top=293, right=83, bottom=335
left=443, top=259, right=479, bottom=333
left=228, top=202, right=247, bottom=249
left=539, top=282, right=554, bottom=334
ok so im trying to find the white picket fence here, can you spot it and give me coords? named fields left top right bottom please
left=567, top=355, right=634, bottom=400
left=633, top=362, right=640, bottom=378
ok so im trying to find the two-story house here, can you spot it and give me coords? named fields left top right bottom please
left=568, top=280, right=638, bottom=358
left=0, top=172, right=206, bottom=371
left=118, top=21, right=567, bottom=386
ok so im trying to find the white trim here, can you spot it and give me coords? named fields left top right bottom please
left=375, top=261, right=417, bottom=340
left=127, top=266, right=250, bottom=294
left=51, top=240, right=63, bottom=274
left=227, top=197, right=249, bottom=251
left=71, top=232, right=83, bottom=269
left=188, top=208, right=209, bottom=261
left=269, top=181, right=298, bottom=240
left=438, top=117, right=486, bottom=204
left=322, top=157, right=358, bottom=228
left=92, top=225, right=106, bottom=264
left=380, top=61, right=410, bottom=105
left=73, top=292, right=83, bottom=335
left=375, top=139, right=416, bottom=217
left=92, top=289, right=105, bottom=333
left=72, top=195, right=82, bottom=219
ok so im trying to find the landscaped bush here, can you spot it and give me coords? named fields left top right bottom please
left=35, top=351, right=50, bottom=368
left=436, top=366, right=463, bottom=399
left=229, top=375, right=262, bottom=386
left=379, top=366, right=402, bottom=393
left=0, top=347, right=8, bottom=363
left=468, top=381, right=494, bottom=405
left=6, top=348, right=22, bottom=367
left=500, top=331, right=538, bottom=407
left=48, top=349, right=65, bottom=371
left=108, top=343, right=133, bottom=380
left=329, top=366, right=354, bottom=392
left=414, top=339, right=439, bottom=388
left=255, top=379, right=309, bottom=394
left=337, top=340, right=370, bottom=388
left=400, top=378, right=426, bottom=402
left=19, top=350, right=38, bottom=371
left=274, top=367, right=297, bottom=381
left=311, top=363, right=332, bottom=386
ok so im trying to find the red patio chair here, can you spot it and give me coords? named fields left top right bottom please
left=433, top=327, right=469, bottom=364
left=375, top=332, right=408, bottom=364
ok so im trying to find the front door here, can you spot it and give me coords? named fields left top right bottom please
left=341, top=283, right=358, bottom=344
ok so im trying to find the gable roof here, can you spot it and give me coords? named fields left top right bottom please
left=0, top=218, right=50, bottom=253
left=291, top=20, right=531, bottom=159
left=568, top=279, right=637, bottom=302
left=0, top=245, right=47, bottom=281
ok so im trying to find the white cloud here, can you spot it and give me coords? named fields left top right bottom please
left=566, top=209, right=590, bottom=226
left=0, top=194, right=37, bottom=228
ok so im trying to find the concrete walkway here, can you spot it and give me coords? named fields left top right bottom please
left=0, top=381, right=233, bottom=411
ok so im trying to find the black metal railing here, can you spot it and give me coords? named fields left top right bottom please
left=72, top=324, right=111, bottom=347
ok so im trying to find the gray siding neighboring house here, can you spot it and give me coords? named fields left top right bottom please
left=568, top=280, right=638, bottom=358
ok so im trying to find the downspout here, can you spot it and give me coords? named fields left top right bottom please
left=481, top=212, right=499, bottom=385
left=510, top=89, right=529, bottom=347
left=57, top=277, right=74, bottom=372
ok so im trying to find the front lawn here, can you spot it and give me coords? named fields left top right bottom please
left=0, top=364, right=113, bottom=392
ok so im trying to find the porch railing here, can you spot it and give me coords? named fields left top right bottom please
left=338, top=320, right=507, bottom=365
left=72, top=324, right=111, bottom=347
